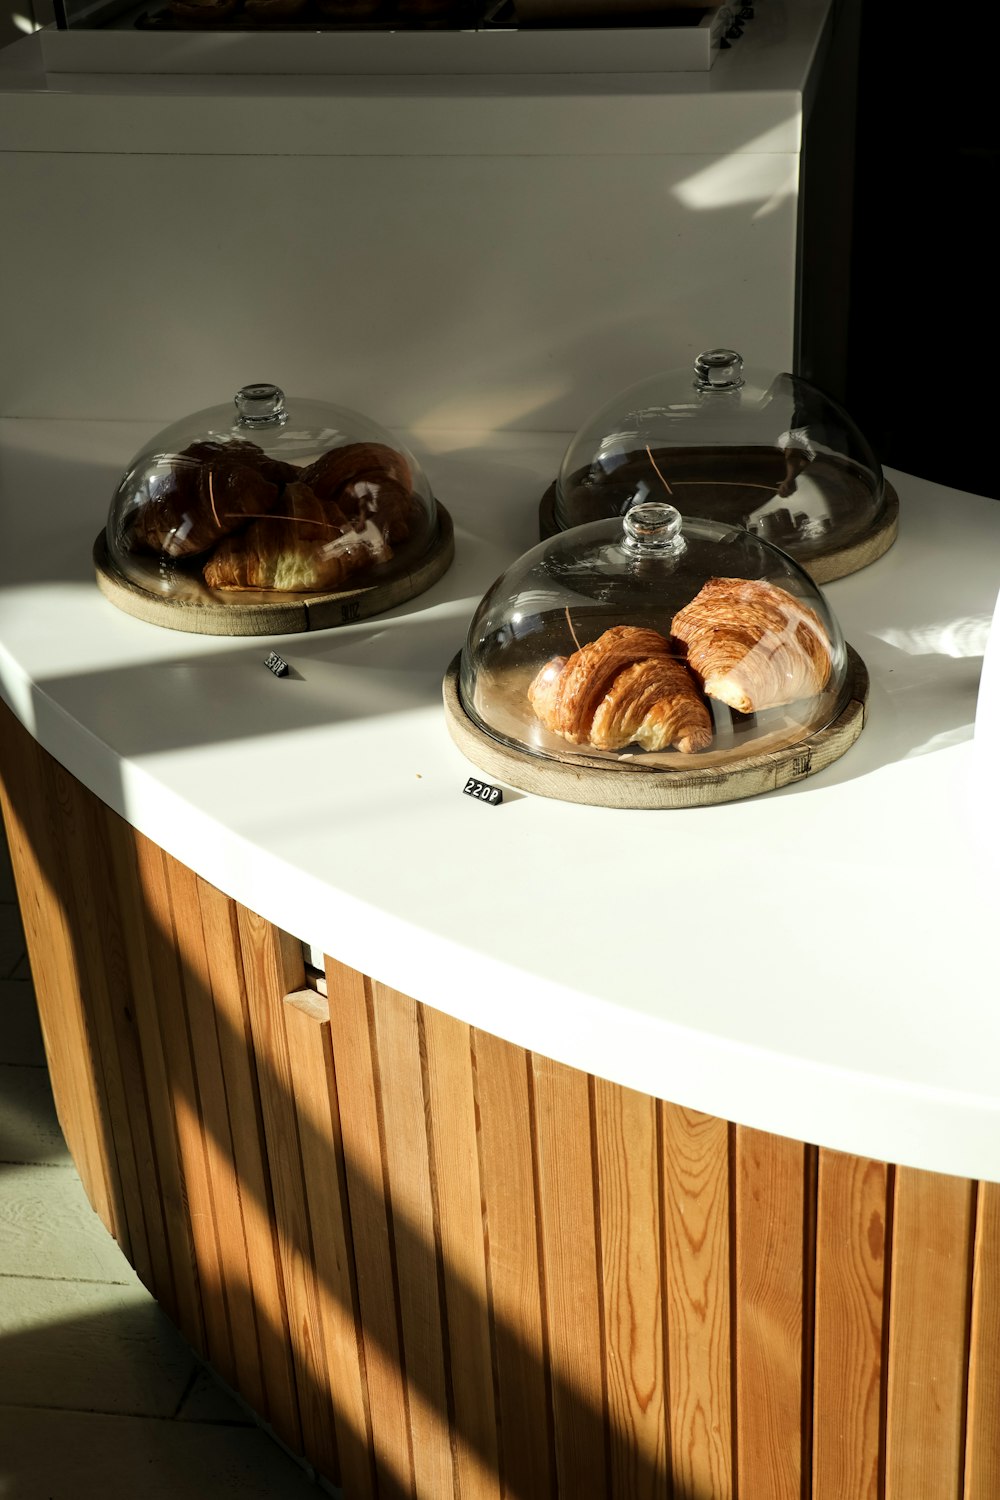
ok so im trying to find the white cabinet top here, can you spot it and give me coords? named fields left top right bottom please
left=2, top=415, right=999, bottom=1180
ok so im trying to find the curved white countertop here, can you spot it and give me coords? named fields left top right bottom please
left=2, top=415, right=999, bottom=1181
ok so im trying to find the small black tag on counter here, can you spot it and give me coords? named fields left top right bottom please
left=463, top=776, right=503, bottom=806
left=264, top=651, right=289, bottom=677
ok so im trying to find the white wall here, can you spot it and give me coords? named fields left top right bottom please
left=0, top=3, right=830, bottom=430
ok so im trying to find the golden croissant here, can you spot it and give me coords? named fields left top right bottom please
left=203, top=480, right=392, bottom=592
left=528, top=625, right=712, bottom=754
left=671, top=577, right=831, bottom=714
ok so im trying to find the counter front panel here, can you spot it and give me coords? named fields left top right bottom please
left=4, top=702, right=998, bottom=1499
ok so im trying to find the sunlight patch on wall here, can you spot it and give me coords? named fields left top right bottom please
left=671, top=120, right=800, bottom=219
left=410, top=383, right=569, bottom=443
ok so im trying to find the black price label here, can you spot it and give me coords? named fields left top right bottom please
left=463, top=776, right=503, bottom=806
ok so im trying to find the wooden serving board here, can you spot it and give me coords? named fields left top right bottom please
left=93, top=503, right=454, bottom=636
left=443, top=644, right=868, bottom=808
left=539, top=460, right=900, bottom=586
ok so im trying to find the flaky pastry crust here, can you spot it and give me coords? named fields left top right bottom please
left=528, top=625, right=711, bottom=754
left=590, top=656, right=713, bottom=753
left=670, top=577, right=831, bottom=713
left=203, top=480, right=391, bottom=592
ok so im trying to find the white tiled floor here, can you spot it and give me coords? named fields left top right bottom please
left=0, top=828, right=324, bottom=1499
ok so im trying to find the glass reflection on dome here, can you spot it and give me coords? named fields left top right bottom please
left=462, top=501, right=850, bottom=770
left=106, top=383, right=438, bottom=609
left=552, top=349, right=885, bottom=567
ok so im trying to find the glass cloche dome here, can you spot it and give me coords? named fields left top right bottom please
left=544, top=349, right=894, bottom=583
left=447, top=500, right=867, bottom=807
left=97, top=383, right=452, bottom=634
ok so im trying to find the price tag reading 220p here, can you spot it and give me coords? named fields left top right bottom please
left=462, top=776, right=503, bottom=807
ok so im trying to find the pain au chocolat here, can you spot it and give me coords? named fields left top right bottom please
left=128, top=439, right=298, bottom=560
left=671, top=577, right=831, bottom=714
left=300, top=442, right=412, bottom=504
left=528, top=625, right=712, bottom=754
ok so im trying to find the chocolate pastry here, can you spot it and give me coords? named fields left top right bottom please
left=337, top=476, right=418, bottom=545
left=528, top=625, right=711, bottom=754
left=183, top=439, right=300, bottom=491
left=128, top=440, right=282, bottom=560
left=167, top=0, right=242, bottom=20
left=203, top=480, right=392, bottom=592
left=244, top=0, right=309, bottom=15
left=391, top=0, right=459, bottom=20
left=300, top=442, right=413, bottom=504
left=671, top=577, right=831, bottom=714
left=315, top=0, right=383, bottom=18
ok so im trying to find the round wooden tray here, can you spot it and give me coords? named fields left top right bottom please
left=538, top=473, right=900, bottom=586
left=443, top=644, right=869, bottom=808
left=93, top=504, right=454, bottom=636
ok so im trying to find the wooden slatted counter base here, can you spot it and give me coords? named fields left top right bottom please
left=2, top=700, right=998, bottom=1500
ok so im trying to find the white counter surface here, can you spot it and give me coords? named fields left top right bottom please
left=2, top=416, right=999, bottom=1181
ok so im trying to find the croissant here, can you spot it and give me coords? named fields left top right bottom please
left=590, top=657, right=714, bottom=753
left=203, top=480, right=392, bottom=592
left=299, top=442, right=412, bottom=503
left=671, top=577, right=831, bottom=714
left=528, top=625, right=712, bottom=754
left=127, top=439, right=295, bottom=559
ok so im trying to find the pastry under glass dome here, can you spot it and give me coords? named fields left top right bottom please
left=544, top=349, right=894, bottom=582
left=448, top=500, right=867, bottom=806
left=98, top=383, right=451, bottom=633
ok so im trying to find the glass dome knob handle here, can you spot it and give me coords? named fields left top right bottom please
left=623, top=501, right=685, bottom=555
left=234, top=383, right=287, bottom=428
left=693, top=349, right=745, bottom=391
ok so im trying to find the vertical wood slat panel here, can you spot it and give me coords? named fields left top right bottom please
left=0, top=839, right=86, bottom=1190
left=183, top=877, right=267, bottom=1418
left=371, top=982, right=456, bottom=1500
left=237, top=906, right=338, bottom=1482
left=108, top=825, right=205, bottom=1352
left=884, top=1167, right=975, bottom=1500
left=662, top=1104, right=732, bottom=1500
left=283, top=989, right=376, bottom=1500
left=811, top=1150, right=886, bottom=1500
left=325, top=956, right=414, bottom=1500
left=187, top=883, right=256, bottom=1394
left=533, top=1053, right=607, bottom=1498
left=197, top=878, right=300, bottom=1449
left=49, top=766, right=137, bottom=1269
left=152, top=854, right=237, bottom=1387
left=735, top=1125, right=804, bottom=1500
left=12, top=703, right=1000, bottom=1500
left=132, top=835, right=226, bottom=1363
left=422, top=1001, right=502, bottom=1500
left=0, top=720, right=114, bottom=1232
left=474, top=1025, right=555, bottom=1500
left=965, top=1181, right=1000, bottom=1499
left=596, top=1078, right=667, bottom=1500
left=95, top=806, right=177, bottom=1312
